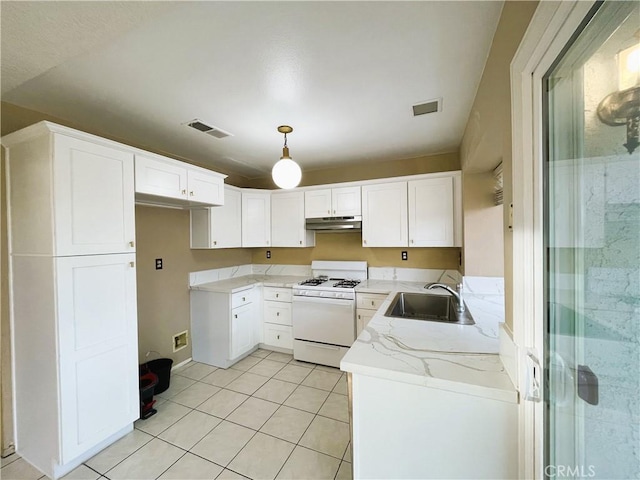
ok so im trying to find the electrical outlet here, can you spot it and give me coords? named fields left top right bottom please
left=155, top=258, right=163, bottom=270
left=266, top=250, right=271, bottom=259
left=401, top=251, right=408, bottom=261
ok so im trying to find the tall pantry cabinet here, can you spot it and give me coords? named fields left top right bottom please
left=2, top=122, right=139, bottom=479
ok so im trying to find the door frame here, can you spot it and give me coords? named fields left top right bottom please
left=510, top=1, right=597, bottom=478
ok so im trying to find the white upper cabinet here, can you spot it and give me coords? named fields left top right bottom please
left=408, top=177, right=455, bottom=247
left=4, top=126, right=136, bottom=256
left=304, top=186, right=361, bottom=218
left=191, top=186, right=242, bottom=249
left=135, top=153, right=225, bottom=207
left=242, top=190, right=271, bottom=247
left=271, top=191, right=315, bottom=247
left=361, top=182, right=408, bottom=247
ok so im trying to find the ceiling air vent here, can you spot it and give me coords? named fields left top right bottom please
left=412, top=98, right=442, bottom=116
left=185, top=119, right=233, bottom=139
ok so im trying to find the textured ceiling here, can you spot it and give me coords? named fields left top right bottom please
left=1, top=1, right=504, bottom=179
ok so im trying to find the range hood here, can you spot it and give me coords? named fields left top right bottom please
left=305, top=216, right=362, bottom=232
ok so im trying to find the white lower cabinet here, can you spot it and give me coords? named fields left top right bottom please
left=11, top=253, right=138, bottom=479
left=350, top=373, right=517, bottom=479
left=191, top=286, right=259, bottom=368
left=355, top=293, right=387, bottom=336
left=262, top=287, right=293, bottom=351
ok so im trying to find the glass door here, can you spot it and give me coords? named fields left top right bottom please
left=544, top=1, right=639, bottom=478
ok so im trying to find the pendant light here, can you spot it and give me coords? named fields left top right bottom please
left=272, top=125, right=302, bottom=189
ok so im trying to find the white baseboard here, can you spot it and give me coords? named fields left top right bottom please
left=172, top=357, right=192, bottom=371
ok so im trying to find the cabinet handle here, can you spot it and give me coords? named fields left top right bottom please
left=299, top=240, right=302, bottom=245
left=358, top=314, right=361, bottom=319
left=182, top=189, right=186, bottom=195
left=129, top=241, right=135, bottom=247
left=277, top=334, right=281, bottom=340
left=129, top=262, right=135, bottom=268
left=190, top=191, right=194, bottom=196
left=371, top=301, right=375, bottom=306
left=276, top=293, right=279, bottom=298
left=276, top=312, right=280, bottom=316
left=411, top=239, right=414, bottom=244
left=213, top=241, right=217, bottom=246
left=242, top=297, right=246, bottom=302
left=333, top=209, right=336, bottom=214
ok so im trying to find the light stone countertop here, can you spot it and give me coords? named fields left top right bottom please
left=343, top=280, right=518, bottom=403
left=189, top=275, right=308, bottom=293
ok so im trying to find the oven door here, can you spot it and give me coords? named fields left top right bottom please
left=292, top=295, right=355, bottom=346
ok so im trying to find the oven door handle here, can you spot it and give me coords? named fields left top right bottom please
left=293, top=295, right=354, bottom=306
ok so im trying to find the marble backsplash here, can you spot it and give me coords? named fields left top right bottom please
left=368, top=267, right=462, bottom=284
left=189, top=264, right=312, bottom=286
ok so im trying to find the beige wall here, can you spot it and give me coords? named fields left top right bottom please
left=462, top=172, right=504, bottom=276
left=246, top=152, right=459, bottom=189
left=459, top=1, right=539, bottom=328
left=252, top=232, right=460, bottom=269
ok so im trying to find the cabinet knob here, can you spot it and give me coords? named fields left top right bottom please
left=371, top=301, right=375, bottom=306
left=182, top=189, right=187, bottom=195
left=276, top=294, right=279, bottom=298
left=242, top=297, right=246, bottom=302
left=213, top=241, right=217, bottom=246
left=333, top=210, right=336, bottom=214
left=327, top=209, right=330, bottom=214
left=276, top=312, right=280, bottom=316
left=411, top=239, right=414, bottom=244
left=357, top=314, right=361, bottom=319
left=234, top=314, right=238, bottom=319
left=129, top=261, right=135, bottom=268
left=129, top=241, right=135, bottom=247
left=190, top=191, right=194, bottom=196
left=363, top=240, right=367, bottom=245
left=299, top=240, right=302, bottom=245
left=277, top=334, right=280, bottom=340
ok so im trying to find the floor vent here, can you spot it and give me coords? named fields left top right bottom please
left=412, top=98, right=442, bottom=116
left=185, top=119, right=233, bottom=138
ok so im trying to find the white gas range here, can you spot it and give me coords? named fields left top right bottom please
left=292, top=260, right=368, bottom=368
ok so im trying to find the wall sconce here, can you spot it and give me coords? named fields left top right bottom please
left=597, top=42, right=640, bottom=154
left=272, top=125, right=302, bottom=189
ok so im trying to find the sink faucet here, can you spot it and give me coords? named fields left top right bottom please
left=424, top=283, right=465, bottom=312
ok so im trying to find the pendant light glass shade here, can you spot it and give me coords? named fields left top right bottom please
left=272, top=157, right=302, bottom=189
left=272, top=125, right=301, bottom=189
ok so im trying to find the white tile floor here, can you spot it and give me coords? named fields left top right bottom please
left=1, top=350, right=352, bottom=480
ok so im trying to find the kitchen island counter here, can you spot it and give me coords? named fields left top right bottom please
left=344, top=279, right=517, bottom=403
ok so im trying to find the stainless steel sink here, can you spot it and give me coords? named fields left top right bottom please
left=384, top=292, right=475, bottom=325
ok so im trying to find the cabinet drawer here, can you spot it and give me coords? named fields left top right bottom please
left=356, top=293, right=388, bottom=311
left=263, top=324, right=293, bottom=349
left=264, top=301, right=292, bottom=326
left=263, top=287, right=292, bottom=303
left=232, top=289, right=253, bottom=309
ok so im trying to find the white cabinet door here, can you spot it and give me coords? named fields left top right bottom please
left=272, top=191, right=315, bottom=247
left=242, top=191, right=271, bottom=247
left=134, top=154, right=188, bottom=200
left=356, top=309, right=376, bottom=337
left=361, top=182, right=408, bottom=247
left=231, top=303, right=254, bottom=359
left=191, top=187, right=242, bottom=249
left=54, top=135, right=136, bottom=256
left=187, top=168, right=224, bottom=206
left=408, top=177, right=455, bottom=247
left=333, top=186, right=361, bottom=216
left=304, top=189, right=332, bottom=218
left=56, top=253, right=138, bottom=462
